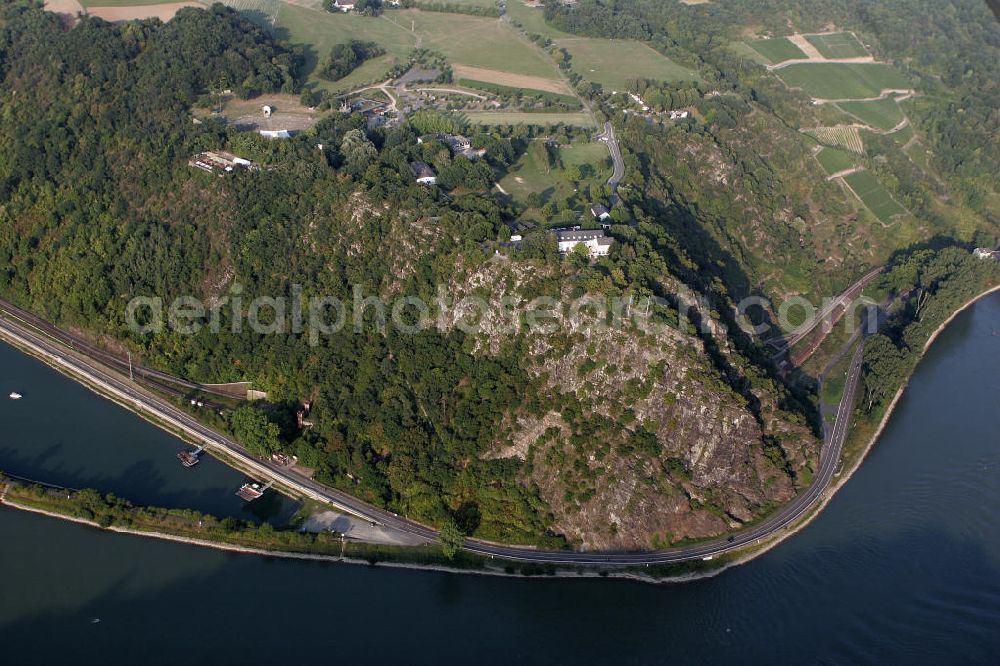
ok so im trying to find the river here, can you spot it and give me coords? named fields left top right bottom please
left=0, top=340, right=296, bottom=524
left=1, top=294, right=999, bottom=664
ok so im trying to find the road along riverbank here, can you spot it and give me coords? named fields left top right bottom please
left=832, top=284, right=1000, bottom=499
left=3, top=286, right=996, bottom=573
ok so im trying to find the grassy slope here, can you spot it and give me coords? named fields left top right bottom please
left=843, top=170, right=906, bottom=221
left=815, top=147, right=857, bottom=175
left=505, top=0, right=574, bottom=39
left=275, top=6, right=561, bottom=90
left=836, top=97, right=904, bottom=130
left=499, top=140, right=609, bottom=207
left=778, top=63, right=910, bottom=99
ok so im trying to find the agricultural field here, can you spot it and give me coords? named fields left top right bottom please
left=836, top=97, right=905, bottom=130
left=451, top=64, right=571, bottom=95
left=778, top=63, right=911, bottom=99
left=804, top=32, right=868, bottom=59
left=747, top=37, right=807, bottom=64
left=463, top=111, right=595, bottom=127
left=843, top=169, right=906, bottom=222
left=815, top=147, right=858, bottom=175
left=807, top=126, right=864, bottom=153
left=498, top=140, right=611, bottom=212
left=559, top=38, right=697, bottom=89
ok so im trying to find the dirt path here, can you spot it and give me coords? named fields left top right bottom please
left=768, top=55, right=875, bottom=70
left=451, top=64, right=572, bottom=95
left=825, top=166, right=864, bottom=181
left=43, top=0, right=83, bottom=24
left=787, top=34, right=824, bottom=59
left=87, top=3, right=200, bottom=22
left=812, top=88, right=915, bottom=103
left=414, top=87, right=487, bottom=100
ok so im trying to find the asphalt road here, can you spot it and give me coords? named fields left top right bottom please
left=598, top=122, right=625, bottom=206
left=0, top=310, right=865, bottom=566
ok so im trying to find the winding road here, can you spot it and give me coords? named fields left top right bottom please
left=0, top=305, right=864, bottom=566
left=597, top=122, right=625, bottom=206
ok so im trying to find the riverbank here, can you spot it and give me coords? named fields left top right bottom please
left=835, top=284, right=1000, bottom=496
left=0, top=479, right=733, bottom=584
left=1, top=280, right=996, bottom=580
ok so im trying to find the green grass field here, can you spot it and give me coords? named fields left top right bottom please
left=409, top=11, right=558, bottom=77
left=274, top=6, right=559, bottom=90
left=777, top=63, right=910, bottom=99
left=836, top=97, right=904, bottom=130
left=747, top=37, right=807, bottom=64
left=843, top=169, right=906, bottom=222
left=498, top=140, right=610, bottom=207
left=559, top=38, right=697, bottom=89
left=815, top=147, right=858, bottom=175
left=464, top=111, right=595, bottom=127
left=804, top=32, right=868, bottom=59
left=505, top=0, right=574, bottom=39
left=890, top=123, right=915, bottom=145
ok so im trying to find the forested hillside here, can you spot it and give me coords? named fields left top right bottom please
left=0, top=1, right=821, bottom=549
left=1, top=0, right=996, bottom=551
left=545, top=0, right=999, bottom=302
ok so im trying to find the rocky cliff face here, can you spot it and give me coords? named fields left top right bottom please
left=450, top=256, right=818, bottom=550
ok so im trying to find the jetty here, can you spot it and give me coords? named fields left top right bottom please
left=176, top=445, right=204, bottom=468
left=236, top=480, right=272, bottom=502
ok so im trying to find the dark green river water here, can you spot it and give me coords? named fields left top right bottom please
left=1, top=294, right=999, bottom=664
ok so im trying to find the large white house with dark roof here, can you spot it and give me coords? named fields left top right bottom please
left=554, top=229, right=613, bottom=257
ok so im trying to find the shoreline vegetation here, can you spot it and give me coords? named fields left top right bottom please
left=3, top=283, right=997, bottom=582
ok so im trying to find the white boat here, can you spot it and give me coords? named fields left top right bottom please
left=8, top=392, right=22, bottom=400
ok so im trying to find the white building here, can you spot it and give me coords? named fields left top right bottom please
left=333, top=0, right=355, bottom=11
left=973, top=248, right=999, bottom=260
left=259, top=129, right=291, bottom=139
left=409, top=161, right=437, bottom=185
left=554, top=229, right=613, bottom=257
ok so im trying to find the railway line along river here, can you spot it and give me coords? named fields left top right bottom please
left=2, top=293, right=999, bottom=663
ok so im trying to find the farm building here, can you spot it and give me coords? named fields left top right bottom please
left=333, top=1, right=355, bottom=11
left=189, top=151, right=252, bottom=175
left=554, top=229, right=613, bottom=257
left=590, top=203, right=612, bottom=223
left=418, top=133, right=485, bottom=159
left=409, top=161, right=438, bottom=185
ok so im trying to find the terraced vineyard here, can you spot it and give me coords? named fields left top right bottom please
left=778, top=63, right=910, bottom=99
left=804, top=32, right=868, bottom=59
left=807, top=126, right=864, bottom=153
left=843, top=169, right=906, bottom=222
